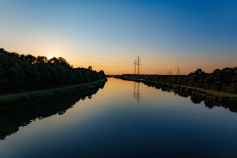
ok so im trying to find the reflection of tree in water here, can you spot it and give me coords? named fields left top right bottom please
left=173, top=88, right=237, bottom=113
left=0, top=81, right=106, bottom=141
left=133, top=82, right=140, bottom=104
left=190, top=95, right=204, bottom=104
left=143, top=81, right=237, bottom=113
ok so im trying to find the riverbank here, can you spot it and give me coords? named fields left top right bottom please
left=115, top=76, right=237, bottom=106
left=0, top=79, right=107, bottom=107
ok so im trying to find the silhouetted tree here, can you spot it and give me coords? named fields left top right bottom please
left=88, top=66, right=92, bottom=71
left=120, top=67, right=237, bottom=94
left=0, top=49, right=106, bottom=94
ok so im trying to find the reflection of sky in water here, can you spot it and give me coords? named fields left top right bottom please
left=1, top=78, right=237, bottom=158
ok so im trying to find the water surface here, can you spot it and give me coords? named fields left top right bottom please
left=1, top=78, right=237, bottom=158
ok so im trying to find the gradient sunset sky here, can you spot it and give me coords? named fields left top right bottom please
left=0, top=0, right=236, bottom=74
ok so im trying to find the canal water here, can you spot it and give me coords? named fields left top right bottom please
left=1, top=78, right=237, bottom=158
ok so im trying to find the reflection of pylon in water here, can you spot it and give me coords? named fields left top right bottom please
left=137, top=82, right=140, bottom=103
left=134, top=82, right=136, bottom=98
left=133, top=82, right=140, bottom=104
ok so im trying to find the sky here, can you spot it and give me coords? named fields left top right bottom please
left=0, top=0, right=237, bottom=74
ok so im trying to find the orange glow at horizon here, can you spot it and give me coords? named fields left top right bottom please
left=1, top=46, right=236, bottom=75
left=71, top=61, right=237, bottom=75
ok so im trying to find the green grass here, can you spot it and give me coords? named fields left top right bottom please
left=159, top=82, right=237, bottom=98
left=150, top=81, right=237, bottom=105
left=0, top=79, right=106, bottom=106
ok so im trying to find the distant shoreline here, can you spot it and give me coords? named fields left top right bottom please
left=115, top=75, right=237, bottom=106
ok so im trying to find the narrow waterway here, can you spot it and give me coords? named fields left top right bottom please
left=1, top=78, right=237, bottom=158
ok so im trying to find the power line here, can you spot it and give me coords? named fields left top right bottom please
left=133, top=56, right=141, bottom=75
left=137, top=56, right=141, bottom=75
left=134, top=59, right=137, bottom=74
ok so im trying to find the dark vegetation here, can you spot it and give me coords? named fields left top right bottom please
left=0, top=80, right=106, bottom=140
left=142, top=80, right=237, bottom=108
left=115, top=67, right=237, bottom=106
left=0, top=48, right=105, bottom=94
left=120, top=67, right=237, bottom=94
left=160, top=68, right=237, bottom=94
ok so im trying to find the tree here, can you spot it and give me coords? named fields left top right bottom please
left=98, top=70, right=105, bottom=78
left=88, top=66, right=92, bottom=71
left=0, top=49, right=105, bottom=94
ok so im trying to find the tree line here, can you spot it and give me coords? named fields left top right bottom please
left=122, top=67, right=237, bottom=94
left=0, top=48, right=105, bottom=94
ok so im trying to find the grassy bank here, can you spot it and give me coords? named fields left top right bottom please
left=149, top=81, right=237, bottom=104
left=0, top=79, right=106, bottom=107
left=148, top=80, right=237, bottom=97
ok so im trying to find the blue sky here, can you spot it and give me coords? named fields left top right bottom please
left=0, top=0, right=237, bottom=74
